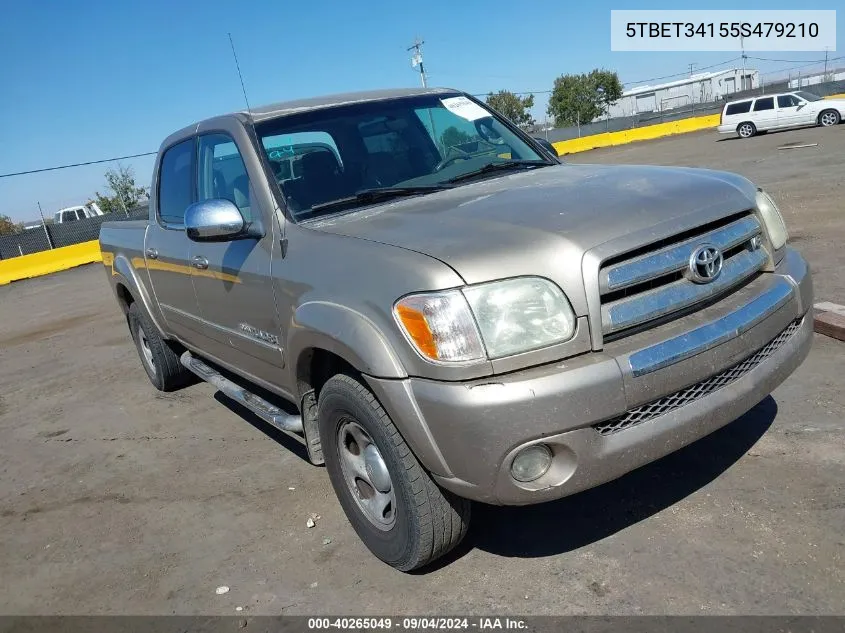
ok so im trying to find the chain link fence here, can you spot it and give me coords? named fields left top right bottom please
left=538, top=78, right=845, bottom=144
left=0, top=204, right=149, bottom=260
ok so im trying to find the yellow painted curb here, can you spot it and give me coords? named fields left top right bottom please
left=825, top=93, right=845, bottom=100
left=553, top=113, right=721, bottom=156
left=0, top=240, right=102, bottom=286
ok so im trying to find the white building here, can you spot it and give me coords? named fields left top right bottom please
left=605, top=68, right=759, bottom=119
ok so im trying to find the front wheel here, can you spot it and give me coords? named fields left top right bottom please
left=819, top=110, right=841, bottom=127
left=737, top=122, right=756, bottom=139
left=318, top=374, right=470, bottom=571
left=127, top=302, right=194, bottom=392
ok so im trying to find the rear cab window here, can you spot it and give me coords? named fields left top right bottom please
left=725, top=101, right=752, bottom=115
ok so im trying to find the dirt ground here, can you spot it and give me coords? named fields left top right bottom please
left=1, top=125, right=843, bottom=615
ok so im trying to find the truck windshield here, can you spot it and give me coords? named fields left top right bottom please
left=256, top=93, right=550, bottom=219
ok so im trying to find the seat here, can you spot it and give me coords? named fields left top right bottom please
left=231, top=175, right=252, bottom=220
left=298, top=151, right=346, bottom=207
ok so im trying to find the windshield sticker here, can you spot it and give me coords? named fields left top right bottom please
left=441, top=96, right=490, bottom=121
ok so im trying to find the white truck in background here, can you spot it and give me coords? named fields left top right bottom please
left=54, top=202, right=105, bottom=224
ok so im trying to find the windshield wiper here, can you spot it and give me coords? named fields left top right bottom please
left=446, top=160, right=551, bottom=184
left=310, top=185, right=454, bottom=214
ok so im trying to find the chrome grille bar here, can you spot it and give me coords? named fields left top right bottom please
left=600, top=215, right=762, bottom=294
left=601, top=247, right=768, bottom=334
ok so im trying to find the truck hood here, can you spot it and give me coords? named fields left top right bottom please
left=307, top=163, right=758, bottom=310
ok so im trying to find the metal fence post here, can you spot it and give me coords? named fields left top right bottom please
left=37, top=202, right=54, bottom=249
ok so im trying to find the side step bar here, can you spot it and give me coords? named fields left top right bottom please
left=180, top=351, right=303, bottom=434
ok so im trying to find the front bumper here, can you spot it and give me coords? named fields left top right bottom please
left=367, top=248, right=813, bottom=505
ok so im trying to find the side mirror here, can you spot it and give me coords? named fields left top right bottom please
left=185, top=199, right=246, bottom=242
left=533, top=137, right=558, bottom=158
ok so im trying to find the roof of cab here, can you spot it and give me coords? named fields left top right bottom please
left=242, top=87, right=459, bottom=122
left=159, top=87, right=461, bottom=150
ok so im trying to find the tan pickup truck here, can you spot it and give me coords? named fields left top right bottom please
left=100, top=87, right=813, bottom=570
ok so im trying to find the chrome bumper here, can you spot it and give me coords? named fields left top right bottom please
left=628, top=275, right=794, bottom=377
left=367, top=247, right=813, bottom=505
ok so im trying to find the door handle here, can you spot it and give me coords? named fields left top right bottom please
left=192, top=255, right=209, bottom=270
left=145, top=247, right=159, bottom=260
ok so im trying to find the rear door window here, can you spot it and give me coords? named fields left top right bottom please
left=753, top=97, right=775, bottom=111
left=157, top=139, right=194, bottom=226
left=725, top=101, right=752, bottom=115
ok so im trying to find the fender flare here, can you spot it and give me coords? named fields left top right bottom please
left=108, top=253, right=167, bottom=336
left=288, top=301, right=407, bottom=382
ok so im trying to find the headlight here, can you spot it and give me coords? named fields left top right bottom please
left=393, top=291, right=485, bottom=363
left=755, top=189, right=788, bottom=251
left=394, top=277, right=576, bottom=362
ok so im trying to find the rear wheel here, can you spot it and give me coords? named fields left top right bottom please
left=318, top=373, right=470, bottom=571
left=819, top=110, right=841, bottom=127
left=737, top=122, right=756, bottom=139
left=127, top=302, right=193, bottom=391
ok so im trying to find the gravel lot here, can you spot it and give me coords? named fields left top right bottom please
left=1, top=125, right=843, bottom=615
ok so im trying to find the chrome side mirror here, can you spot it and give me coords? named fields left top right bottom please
left=185, top=199, right=245, bottom=242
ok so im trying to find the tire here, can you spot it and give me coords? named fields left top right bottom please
left=127, top=302, right=194, bottom=392
left=737, top=122, right=756, bottom=139
left=819, top=109, right=841, bottom=127
left=317, top=373, right=470, bottom=571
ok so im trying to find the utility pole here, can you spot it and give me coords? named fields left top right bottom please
left=740, top=36, right=748, bottom=91
left=688, top=62, right=696, bottom=77
left=824, top=47, right=830, bottom=81
left=407, top=38, right=427, bottom=88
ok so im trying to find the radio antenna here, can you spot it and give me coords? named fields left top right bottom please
left=228, top=33, right=289, bottom=256
left=228, top=33, right=254, bottom=119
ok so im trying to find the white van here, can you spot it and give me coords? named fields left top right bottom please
left=54, top=202, right=104, bottom=224
left=718, top=91, right=845, bottom=139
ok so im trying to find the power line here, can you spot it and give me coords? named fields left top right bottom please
left=748, top=54, right=845, bottom=63
left=0, top=151, right=157, bottom=179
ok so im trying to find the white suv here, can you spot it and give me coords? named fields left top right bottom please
left=718, top=91, right=845, bottom=139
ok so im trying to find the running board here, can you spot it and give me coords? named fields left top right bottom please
left=180, top=351, right=303, bottom=434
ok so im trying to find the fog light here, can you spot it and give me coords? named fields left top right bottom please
left=511, top=444, right=553, bottom=482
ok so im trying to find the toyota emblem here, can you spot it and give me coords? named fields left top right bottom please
left=688, top=244, right=723, bottom=284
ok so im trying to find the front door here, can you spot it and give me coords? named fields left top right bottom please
left=188, top=131, right=285, bottom=386
left=776, top=94, right=810, bottom=128
left=145, top=138, right=202, bottom=344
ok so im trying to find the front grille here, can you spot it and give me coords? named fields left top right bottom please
left=599, top=212, right=767, bottom=338
left=593, top=318, right=802, bottom=436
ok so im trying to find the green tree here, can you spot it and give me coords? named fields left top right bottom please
left=547, top=69, right=623, bottom=127
left=94, top=164, right=148, bottom=215
left=0, top=214, right=23, bottom=236
left=440, top=126, right=472, bottom=149
left=485, top=90, right=535, bottom=129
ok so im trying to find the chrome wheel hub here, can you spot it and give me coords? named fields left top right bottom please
left=337, top=419, right=396, bottom=530
left=821, top=112, right=837, bottom=126
left=137, top=326, right=156, bottom=375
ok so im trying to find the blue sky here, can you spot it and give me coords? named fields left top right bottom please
left=0, top=0, right=840, bottom=221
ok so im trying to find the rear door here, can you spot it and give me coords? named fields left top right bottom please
left=144, top=138, right=203, bottom=343
left=750, top=97, right=777, bottom=130
left=187, top=127, right=285, bottom=384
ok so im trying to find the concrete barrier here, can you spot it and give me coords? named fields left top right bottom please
left=553, top=114, right=721, bottom=156
left=0, top=240, right=102, bottom=286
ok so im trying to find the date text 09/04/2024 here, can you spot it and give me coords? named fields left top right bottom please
left=626, top=22, right=819, bottom=39
left=307, top=617, right=528, bottom=630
